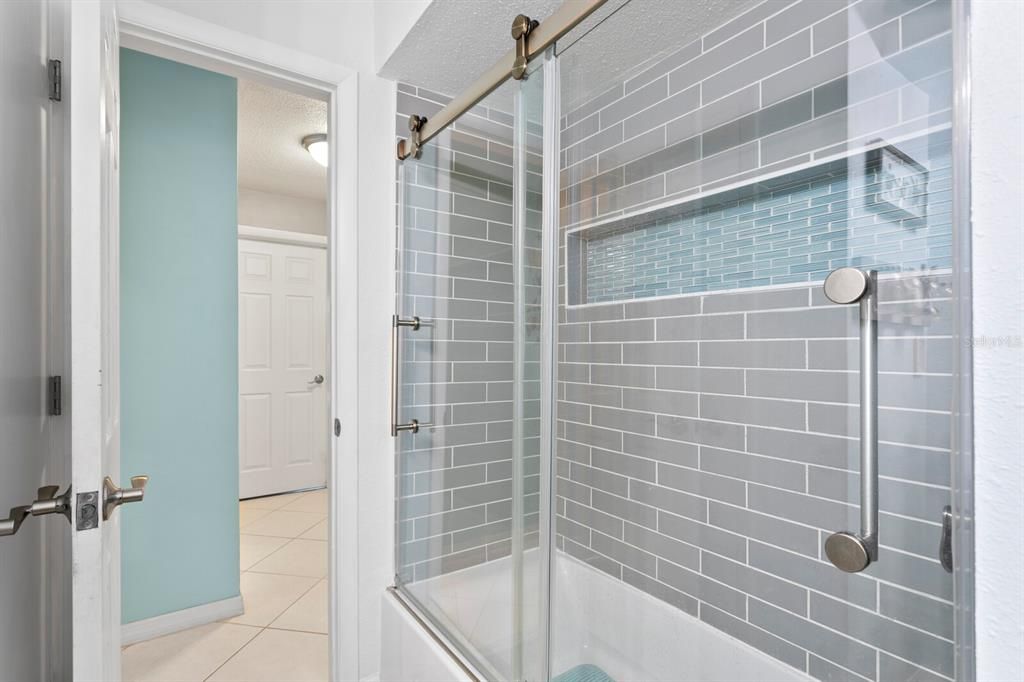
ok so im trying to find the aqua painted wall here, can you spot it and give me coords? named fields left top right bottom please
left=119, top=48, right=239, bottom=624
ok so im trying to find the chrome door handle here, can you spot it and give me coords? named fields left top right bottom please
left=1, top=484, right=72, bottom=537
left=822, top=267, right=879, bottom=573
left=310, top=374, right=325, bottom=385
left=390, top=315, right=432, bottom=436
left=30, top=485, right=72, bottom=522
left=0, top=505, right=30, bottom=537
left=103, top=475, right=148, bottom=520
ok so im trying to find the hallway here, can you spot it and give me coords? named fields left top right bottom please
left=122, top=489, right=329, bottom=682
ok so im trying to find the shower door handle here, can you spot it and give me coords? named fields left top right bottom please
left=391, top=315, right=431, bottom=436
left=821, top=267, right=879, bottom=573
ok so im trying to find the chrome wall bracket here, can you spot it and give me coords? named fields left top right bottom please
left=511, top=14, right=539, bottom=80
left=397, top=114, right=428, bottom=161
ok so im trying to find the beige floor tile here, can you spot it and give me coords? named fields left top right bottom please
left=207, top=629, right=328, bottom=682
left=239, top=505, right=271, bottom=529
left=281, top=488, right=328, bottom=515
left=240, top=534, right=289, bottom=571
left=122, top=622, right=259, bottom=682
left=241, top=510, right=323, bottom=539
left=240, top=491, right=307, bottom=511
left=270, top=579, right=328, bottom=634
left=248, top=539, right=327, bottom=578
left=299, top=518, right=327, bottom=541
left=227, top=572, right=318, bottom=628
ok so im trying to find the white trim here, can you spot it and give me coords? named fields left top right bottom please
left=113, top=5, right=361, bottom=680
left=121, top=596, right=244, bottom=646
left=118, top=1, right=350, bottom=97
left=238, top=224, right=327, bottom=248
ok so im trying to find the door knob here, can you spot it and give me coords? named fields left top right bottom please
left=103, top=475, right=148, bottom=520
left=310, top=374, right=324, bottom=385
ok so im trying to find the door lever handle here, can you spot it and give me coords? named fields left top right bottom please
left=29, top=485, right=72, bottom=523
left=103, top=475, right=149, bottom=520
left=0, top=484, right=73, bottom=537
left=0, top=505, right=31, bottom=537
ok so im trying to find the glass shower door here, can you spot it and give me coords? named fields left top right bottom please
left=392, top=66, right=547, bottom=681
left=547, top=1, right=968, bottom=681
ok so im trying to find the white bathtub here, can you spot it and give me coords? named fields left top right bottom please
left=380, top=553, right=809, bottom=682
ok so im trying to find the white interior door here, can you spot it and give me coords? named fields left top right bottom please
left=238, top=237, right=328, bottom=498
left=0, top=1, right=66, bottom=679
left=69, top=0, right=124, bottom=679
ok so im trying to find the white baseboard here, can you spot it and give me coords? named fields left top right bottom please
left=122, top=595, right=244, bottom=646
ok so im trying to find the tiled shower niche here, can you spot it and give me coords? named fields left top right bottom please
left=567, top=131, right=951, bottom=305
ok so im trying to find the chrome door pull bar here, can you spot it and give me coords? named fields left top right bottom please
left=822, top=267, right=879, bottom=573
left=391, top=315, right=432, bottom=436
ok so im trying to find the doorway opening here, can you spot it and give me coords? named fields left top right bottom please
left=116, top=49, right=332, bottom=682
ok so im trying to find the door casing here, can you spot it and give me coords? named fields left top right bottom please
left=67, top=4, right=365, bottom=678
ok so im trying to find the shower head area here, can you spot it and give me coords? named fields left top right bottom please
left=386, top=1, right=970, bottom=680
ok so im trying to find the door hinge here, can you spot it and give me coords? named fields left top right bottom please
left=48, top=59, right=62, bottom=102
left=48, top=376, right=62, bottom=416
left=334, top=418, right=341, bottom=437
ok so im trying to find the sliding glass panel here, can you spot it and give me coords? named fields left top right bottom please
left=550, top=1, right=964, bottom=681
left=393, top=68, right=546, bottom=680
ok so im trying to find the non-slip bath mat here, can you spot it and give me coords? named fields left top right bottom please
left=551, top=663, right=616, bottom=682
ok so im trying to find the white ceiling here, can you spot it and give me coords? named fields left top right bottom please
left=380, top=0, right=761, bottom=112
left=238, top=79, right=327, bottom=201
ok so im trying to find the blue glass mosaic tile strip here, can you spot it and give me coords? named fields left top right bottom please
left=580, top=132, right=952, bottom=304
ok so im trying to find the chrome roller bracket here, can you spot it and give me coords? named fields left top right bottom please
left=511, top=14, right=539, bottom=80
left=397, top=115, right=428, bottom=161
left=821, top=267, right=879, bottom=573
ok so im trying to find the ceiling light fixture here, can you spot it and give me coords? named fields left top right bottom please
left=302, top=133, right=328, bottom=167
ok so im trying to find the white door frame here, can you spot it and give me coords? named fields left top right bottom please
left=116, top=5, right=360, bottom=679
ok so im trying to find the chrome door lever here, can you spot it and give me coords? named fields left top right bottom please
left=103, top=475, right=149, bottom=520
left=821, top=267, right=879, bottom=573
left=29, top=485, right=72, bottom=523
left=0, top=505, right=31, bottom=537
left=1, top=484, right=72, bottom=537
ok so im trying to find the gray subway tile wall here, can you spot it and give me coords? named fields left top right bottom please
left=555, top=1, right=954, bottom=681
left=394, top=0, right=956, bottom=680
left=395, top=86, right=542, bottom=583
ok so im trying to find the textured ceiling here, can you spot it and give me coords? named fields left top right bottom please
left=238, top=79, right=327, bottom=201
left=380, top=0, right=761, bottom=111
